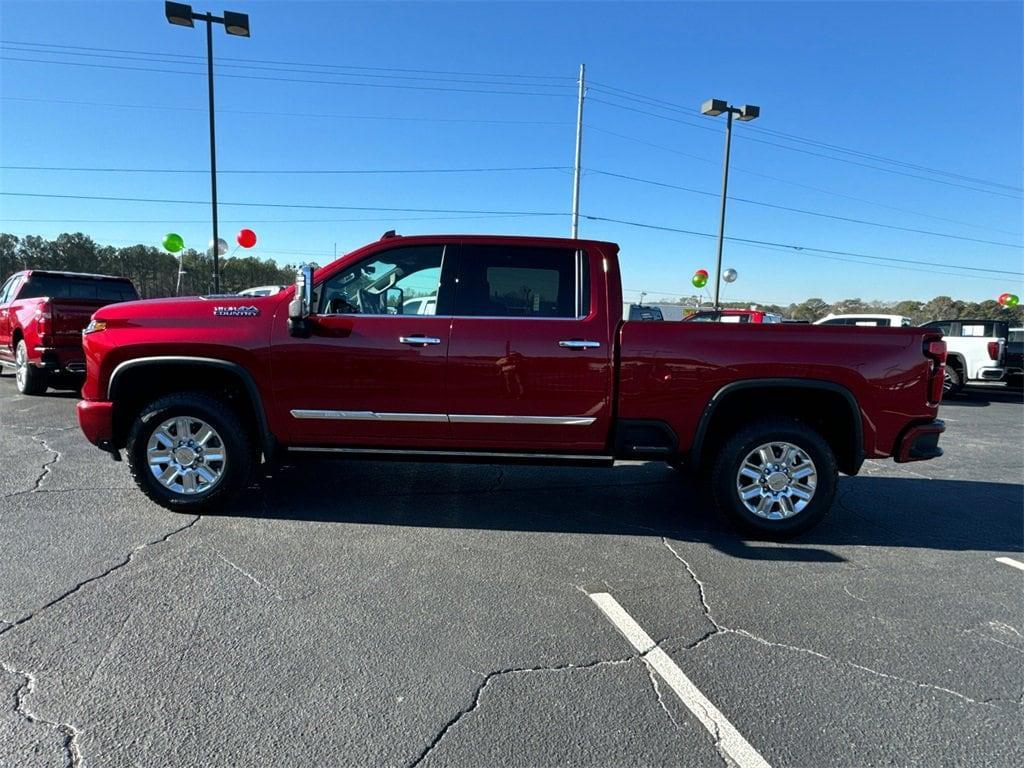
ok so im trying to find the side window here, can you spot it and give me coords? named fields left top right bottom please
left=454, top=245, right=584, bottom=318
left=0, top=276, right=17, bottom=304
left=316, top=245, right=445, bottom=315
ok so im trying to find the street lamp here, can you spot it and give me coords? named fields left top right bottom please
left=701, top=98, right=759, bottom=309
left=165, top=2, right=250, bottom=294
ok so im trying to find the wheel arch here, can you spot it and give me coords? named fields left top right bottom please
left=108, top=356, right=276, bottom=459
left=690, top=378, right=864, bottom=476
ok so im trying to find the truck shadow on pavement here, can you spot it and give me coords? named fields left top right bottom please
left=227, top=462, right=1023, bottom=564
left=942, top=386, right=1024, bottom=408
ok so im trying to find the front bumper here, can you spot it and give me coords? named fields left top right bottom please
left=77, top=399, right=115, bottom=453
left=894, top=419, right=945, bottom=463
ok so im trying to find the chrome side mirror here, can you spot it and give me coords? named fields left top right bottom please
left=288, top=264, right=314, bottom=337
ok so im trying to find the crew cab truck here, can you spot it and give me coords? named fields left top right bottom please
left=77, top=234, right=947, bottom=537
left=0, top=270, right=139, bottom=395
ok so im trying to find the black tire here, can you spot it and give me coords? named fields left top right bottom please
left=943, top=364, right=964, bottom=398
left=126, top=391, right=256, bottom=512
left=710, top=417, right=838, bottom=539
left=15, top=339, right=48, bottom=395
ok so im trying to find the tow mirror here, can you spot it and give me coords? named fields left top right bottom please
left=288, top=264, right=314, bottom=337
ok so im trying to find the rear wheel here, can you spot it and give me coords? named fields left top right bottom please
left=126, top=392, right=255, bottom=512
left=15, top=339, right=48, bottom=395
left=711, top=417, right=837, bottom=538
left=943, top=364, right=964, bottom=398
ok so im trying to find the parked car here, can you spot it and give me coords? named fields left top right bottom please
left=402, top=295, right=437, bottom=315
left=238, top=285, right=286, bottom=297
left=683, top=309, right=782, bottom=323
left=627, top=304, right=664, bottom=321
left=0, top=270, right=139, bottom=395
left=1006, top=328, right=1023, bottom=387
left=814, top=313, right=912, bottom=327
left=920, top=319, right=1008, bottom=396
left=76, top=233, right=947, bottom=537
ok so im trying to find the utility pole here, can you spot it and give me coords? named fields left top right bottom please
left=570, top=63, right=585, bottom=238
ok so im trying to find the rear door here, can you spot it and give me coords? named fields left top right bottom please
left=0, top=274, right=23, bottom=360
left=445, top=243, right=614, bottom=452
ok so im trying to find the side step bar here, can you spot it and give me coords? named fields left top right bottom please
left=287, top=446, right=615, bottom=468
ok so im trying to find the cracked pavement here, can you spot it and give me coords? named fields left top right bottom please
left=1, top=380, right=1022, bottom=766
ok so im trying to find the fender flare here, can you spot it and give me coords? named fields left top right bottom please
left=108, top=355, right=276, bottom=458
left=690, top=378, right=864, bottom=474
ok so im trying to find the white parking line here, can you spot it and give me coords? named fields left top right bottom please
left=589, top=592, right=771, bottom=768
left=996, top=556, right=1024, bottom=572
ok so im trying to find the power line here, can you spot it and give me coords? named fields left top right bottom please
left=587, top=125, right=1021, bottom=237
left=0, top=213, right=540, bottom=225
left=0, top=56, right=577, bottom=98
left=0, top=190, right=568, bottom=217
left=0, top=44, right=577, bottom=90
left=0, top=39, right=576, bottom=82
left=0, top=164, right=571, bottom=175
left=588, top=80, right=1022, bottom=193
left=581, top=214, right=1024, bottom=277
left=1, top=95, right=572, bottom=126
left=588, top=94, right=1022, bottom=199
left=588, top=169, right=1022, bottom=249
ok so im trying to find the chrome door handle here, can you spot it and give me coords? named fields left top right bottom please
left=399, top=335, right=442, bottom=346
left=558, top=340, right=601, bottom=349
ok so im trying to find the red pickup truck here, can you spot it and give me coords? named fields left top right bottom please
left=0, top=270, right=139, bottom=395
left=77, top=233, right=947, bottom=537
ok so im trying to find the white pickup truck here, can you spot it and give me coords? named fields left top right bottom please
left=921, top=319, right=1008, bottom=396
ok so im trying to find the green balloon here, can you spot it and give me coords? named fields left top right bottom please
left=692, top=273, right=708, bottom=288
left=1007, top=294, right=1020, bottom=307
left=162, top=233, right=184, bottom=253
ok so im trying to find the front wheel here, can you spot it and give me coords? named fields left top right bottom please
left=15, top=339, right=48, bottom=395
left=126, top=392, right=255, bottom=512
left=711, top=417, right=837, bottom=538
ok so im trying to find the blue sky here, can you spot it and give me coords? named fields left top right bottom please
left=1, top=0, right=1021, bottom=305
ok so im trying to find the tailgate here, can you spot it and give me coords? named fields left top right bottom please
left=49, top=299, right=112, bottom=341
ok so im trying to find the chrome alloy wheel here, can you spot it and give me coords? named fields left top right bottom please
left=146, top=416, right=226, bottom=495
left=15, top=342, right=27, bottom=390
left=736, top=441, right=817, bottom=520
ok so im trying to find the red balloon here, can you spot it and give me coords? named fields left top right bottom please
left=237, top=228, right=257, bottom=248
left=695, top=269, right=709, bottom=279
left=999, top=292, right=1012, bottom=306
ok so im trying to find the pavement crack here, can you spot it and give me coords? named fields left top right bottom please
left=660, top=537, right=994, bottom=709
left=2, top=662, right=83, bottom=767
left=407, top=655, right=636, bottom=767
left=0, top=516, right=201, bottom=637
left=210, top=548, right=284, bottom=601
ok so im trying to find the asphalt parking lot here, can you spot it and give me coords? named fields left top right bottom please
left=1, top=378, right=1022, bottom=768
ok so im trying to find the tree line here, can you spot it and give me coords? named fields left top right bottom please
left=0, top=233, right=297, bottom=298
left=3, top=232, right=1021, bottom=324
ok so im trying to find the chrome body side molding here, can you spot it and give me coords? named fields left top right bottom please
left=290, top=410, right=596, bottom=426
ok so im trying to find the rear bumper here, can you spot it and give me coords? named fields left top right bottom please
left=77, top=399, right=115, bottom=451
left=34, top=345, right=86, bottom=374
left=976, top=366, right=1005, bottom=381
left=894, top=419, right=945, bottom=463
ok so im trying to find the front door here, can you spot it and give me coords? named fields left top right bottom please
left=445, top=243, right=614, bottom=452
left=272, top=243, right=455, bottom=447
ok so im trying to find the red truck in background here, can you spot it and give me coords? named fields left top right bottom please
left=0, top=270, right=139, bottom=395
left=76, top=233, right=947, bottom=537
left=683, top=308, right=783, bottom=323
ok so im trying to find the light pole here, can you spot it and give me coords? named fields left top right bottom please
left=165, top=2, right=250, bottom=294
left=701, top=99, right=759, bottom=309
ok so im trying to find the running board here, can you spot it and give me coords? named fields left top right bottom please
left=287, top=446, right=615, bottom=467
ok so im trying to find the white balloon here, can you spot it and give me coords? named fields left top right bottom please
left=208, top=237, right=229, bottom=256
left=722, top=268, right=738, bottom=283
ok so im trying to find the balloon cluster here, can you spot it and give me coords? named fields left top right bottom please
left=999, top=292, right=1019, bottom=307
left=691, top=269, right=709, bottom=288
left=161, top=229, right=258, bottom=254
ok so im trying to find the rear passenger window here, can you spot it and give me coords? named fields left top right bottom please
left=454, top=245, right=586, bottom=318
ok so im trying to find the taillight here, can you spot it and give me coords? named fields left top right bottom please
left=924, top=339, right=947, bottom=403
left=987, top=341, right=1000, bottom=361
left=35, top=301, right=52, bottom=343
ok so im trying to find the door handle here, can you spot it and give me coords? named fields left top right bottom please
left=399, top=335, right=442, bottom=346
left=558, top=339, right=601, bottom=349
